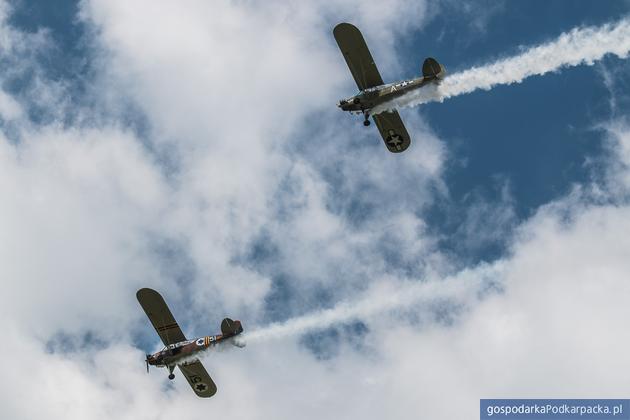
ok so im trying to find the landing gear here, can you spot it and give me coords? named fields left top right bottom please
left=168, top=373, right=175, bottom=380
left=363, top=112, right=371, bottom=126
left=363, top=119, right=370, bottom=126
left=168, top=365, right=175, bottom=380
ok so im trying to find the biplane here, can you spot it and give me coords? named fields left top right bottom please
left=137, top=288, right=243, bottom=398
left=333, top=22, right=446, bottom=152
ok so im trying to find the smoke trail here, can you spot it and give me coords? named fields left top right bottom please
left=372, top=18, right=630, bottom=114
left=239, top=263, right=503, bottom=344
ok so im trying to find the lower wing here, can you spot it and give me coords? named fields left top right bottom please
left=179, top=361, right=218, bottom=398
left=372, top=111, right=411, bottom=153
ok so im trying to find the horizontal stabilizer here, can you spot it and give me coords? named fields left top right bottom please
left=422, top=57, right=446, bottom=80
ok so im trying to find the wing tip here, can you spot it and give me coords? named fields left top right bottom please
left=387, top=143, right=410, bottom=153
left=136, top=287, right=158, bottom=301
left=333, top=22, right=359, bottom=37
left=179, top=363, right=219, bottom=398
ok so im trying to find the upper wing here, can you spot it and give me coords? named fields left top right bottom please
left=333, top=23, right=384, bottom=91
left=372, top=111, right=411, bottom=153
left=136, top=288, right=187, bottom=346
left=179, top=361, right=218, bottom=398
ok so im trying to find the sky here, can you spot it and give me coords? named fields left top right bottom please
left=1, top=1, right=630, bottom=419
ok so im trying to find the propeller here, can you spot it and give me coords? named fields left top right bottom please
left=145, top=354, right=151, bottom=373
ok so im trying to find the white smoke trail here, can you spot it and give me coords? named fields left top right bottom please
left=372, top=18, right=630, bottom=114
left=239, top=263, right=503, bottom=344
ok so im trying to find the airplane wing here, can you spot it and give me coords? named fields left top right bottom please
left=179, top=361, right=218, bottom=398
left=372, top=111, right=411, bottom=153
left=333, top=22, right=384, bottom=91
left=136, top=288, right=187, bottom=346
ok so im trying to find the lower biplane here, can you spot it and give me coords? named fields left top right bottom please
left=137, top=288, right=244, bottom=398
left=333, top=22, right=446, bottom=152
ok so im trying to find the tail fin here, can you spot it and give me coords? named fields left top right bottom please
left=422, top=57, right=446, bottom=80
left=221, top=318, right=243, bottom=336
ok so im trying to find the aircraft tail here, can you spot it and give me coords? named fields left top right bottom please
left=422, top=57, right=446, bottom=80
left=221, top=318, right=243, bottom=337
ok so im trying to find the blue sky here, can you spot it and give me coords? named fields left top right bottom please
left=414, top=1, right=630, bottom=260
left=2, top=1, right=630, bottom=419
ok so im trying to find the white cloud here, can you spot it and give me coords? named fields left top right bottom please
left=601, top=120, right=630, bottom=192
left=0, top=89, right=22, bottom=120
left=1, top=1, right=630, bottom=419
left=0, top=126, right=167, bottom=339
left=73, top=0, right=445, bottom=314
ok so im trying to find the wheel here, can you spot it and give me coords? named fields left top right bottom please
left=363, top=120, right=370, bottom=127
left=168, top=373, right=175, bottom=380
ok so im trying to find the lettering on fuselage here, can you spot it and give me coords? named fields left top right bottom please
left=389, top=79, right=415, bottom=93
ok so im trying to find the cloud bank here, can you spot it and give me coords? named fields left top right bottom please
left=1, top=2, right=629, bottom=419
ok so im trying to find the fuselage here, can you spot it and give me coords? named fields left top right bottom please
left=338, top=75, right=434, bottom=112
left=147, top=323, right=243, bottom=368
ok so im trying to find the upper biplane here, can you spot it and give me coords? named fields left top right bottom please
left=137, top=288, right=244, bottom=398
left=333, top=22, right=446, bottom=153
